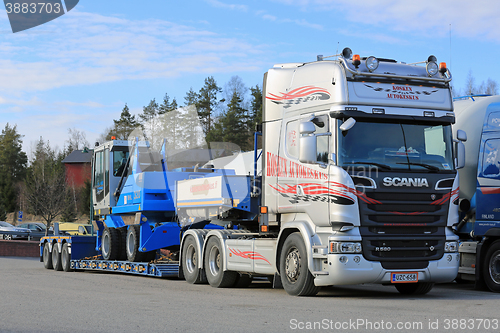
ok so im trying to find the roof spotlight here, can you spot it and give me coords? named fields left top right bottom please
left=365, top=56, right=379, bottom=72
left=342, top=47, right=353, bottom=60
left=426, top=61, right=439, bottom=76
left=427, top=55, right=437, bottom=63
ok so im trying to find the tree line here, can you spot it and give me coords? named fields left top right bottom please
left=102, top=75, right=262, bottom=152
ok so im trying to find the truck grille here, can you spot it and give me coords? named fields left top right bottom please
left=358, top=188, right=449, bottom=262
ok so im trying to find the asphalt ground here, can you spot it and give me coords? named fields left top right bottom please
left=1, top=257, right=499, bottom=333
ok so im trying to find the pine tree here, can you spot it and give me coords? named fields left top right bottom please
left=250, top=85, right=263, bottom=128
left=159, top=93, right=183, bottom=150
left=197, top=77, right=222, bottom=136
left=110, top=104, right=139, bottom=140
left=184, top=87, right=199, bottom=106
left=207, top=91, right=251, bottom=152
left=0, top=124, right=27, bottom=217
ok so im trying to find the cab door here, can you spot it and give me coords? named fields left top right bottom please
left=294, top=113, right=331, bottom=226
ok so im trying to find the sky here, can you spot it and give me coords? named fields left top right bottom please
left=1, top=0, right=500, bottom=155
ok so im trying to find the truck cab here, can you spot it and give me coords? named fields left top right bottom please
left=454, top=95, right=500, bottom=291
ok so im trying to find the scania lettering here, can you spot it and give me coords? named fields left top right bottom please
left=382, top=177, right=430, bottom=187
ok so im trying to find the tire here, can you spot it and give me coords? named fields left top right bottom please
left=126, top=225, right=144, bottom=262
left=233, top=274, right=253, bottom=288
left=118, top=227, right=128, bottom=261
left=42, top=242, right=53, bottom=269
left=482, top=240, right=500, bottom=292
left=52, top=242, right=62, bottom=271
left=280, top=232, right=320, bottom=296
left=395, top=282, right=434, bottom=295
left=102, top=227, right=121, bottom=260
left=61, top=243, right=73, bottom=272
left=182, top=235, right=206, bottom=284
left=204, top=237, right=237, bottom=288
left=4, top=234, right=12, bottom=240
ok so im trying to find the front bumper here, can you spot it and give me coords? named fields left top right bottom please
left=313, top=252, right=459, bottom=287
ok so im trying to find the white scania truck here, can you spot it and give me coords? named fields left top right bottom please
left=176, top=48, right=461, bottom=295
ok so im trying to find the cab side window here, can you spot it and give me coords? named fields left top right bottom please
left=482, top=139, right=500, bottom=177
left=313, top=115, right=329, bottom=163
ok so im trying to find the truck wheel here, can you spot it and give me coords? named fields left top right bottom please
left=52, top=243, right=63, bottom=271
left=182, top=235, right=206, bottom=284
left=280, top=232, right=320, bottom=296
left=395, top=282, right=434, bottom=295
left=102, top=227, right=121, bottom=260
left=126, top=225, right=144, bottom=262
left=42, top=242, right=53, bottom=269
left=204, top=237, right=237, bottom=288
left=482, top=240, right=500, bottom=292
left=61, top=243, right=73, bottom=272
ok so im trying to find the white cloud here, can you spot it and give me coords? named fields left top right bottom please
left=204, top=0, right=248, bottom=11
left=271, top=0, right=500, bottom=41
left=0, top=11, right=266, bottom=94
left=255, top=11, right=323, bottom=30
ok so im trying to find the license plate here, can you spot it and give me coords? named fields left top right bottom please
left=391, top=272, right=418, bottom=283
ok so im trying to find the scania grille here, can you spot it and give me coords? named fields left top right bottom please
left=358, top=189, right=449, bottom=261
left=359, top=191, right=449, bottom=230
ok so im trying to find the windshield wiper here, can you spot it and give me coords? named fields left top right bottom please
left=396, top=162, right=440, bottom=172
left=345, top=161, right=392, bottom=170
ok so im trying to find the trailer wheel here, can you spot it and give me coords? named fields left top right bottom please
left=482, top=240, right=500, bottom=292
left=395, top=282, right=434, bottom=295
left=61, top=243, right=73, bottom=272
left=118, top=227, right=128, bottom=261
left=52, top=243, right=63, bottom=271
left=102, top=227, right=121, bottom=260
left=126, top=225, right=144, bottom=262
left=280, top=232, right=320, bottom=296
left=42, top=242, right=53, bottom=269
left=182, top=235, right=206, bottom=284
left=204, top=237, right=237, bottom=288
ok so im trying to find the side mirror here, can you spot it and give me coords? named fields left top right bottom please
left=340, top=117, right=356, bottom=132
left=299, top=122, right=316, bottom=135
left=457, top=129, right=467, bottom=142
left=299, top=121, right=317, bottom=164
left=456, top=141, right=465, bottom=169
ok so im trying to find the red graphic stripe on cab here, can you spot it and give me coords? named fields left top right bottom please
left=266, top=86, right=331, bottom=101
left=228, top=248, right=271, bottom=265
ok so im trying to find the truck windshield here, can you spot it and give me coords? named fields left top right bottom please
left=338, top=120, right=454, bottom=172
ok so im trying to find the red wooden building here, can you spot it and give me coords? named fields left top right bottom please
left=62, top=150, right=92, bottom=188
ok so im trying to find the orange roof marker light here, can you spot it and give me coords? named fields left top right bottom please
left=111, top=136, right=116, bottom=140
left=352, top=54, right=361, bottom=68
left=439, top=62, right=447, bottom=74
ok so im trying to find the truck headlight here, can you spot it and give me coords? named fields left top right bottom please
left=444, top=241, right=458, bottom=253
left=330, top=241, right=362, bottom=254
